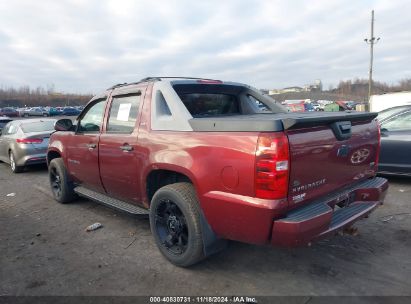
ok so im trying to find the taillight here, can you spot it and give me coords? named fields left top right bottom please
left=255, top=133, right=290, bottom=199
left=16, top=138, right=43, bottom=144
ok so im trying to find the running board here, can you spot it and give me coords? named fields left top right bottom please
left=74, top=186, right=149, bottom=216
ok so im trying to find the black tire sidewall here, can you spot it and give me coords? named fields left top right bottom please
left=150, top=183, right=203, bottom=267
left=49, top=158, right=76, bottom=203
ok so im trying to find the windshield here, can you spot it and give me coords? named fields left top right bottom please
left=21, top=120, right=56, bottom=133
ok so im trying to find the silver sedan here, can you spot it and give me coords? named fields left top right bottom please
left=0, top=118, right=56, bottom=173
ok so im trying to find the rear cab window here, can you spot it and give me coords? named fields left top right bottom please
left=179, top=93, right=239, bottom=117
left=172, top=83, right=286, bottom=117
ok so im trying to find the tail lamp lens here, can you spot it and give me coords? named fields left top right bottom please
left=16, top=138, right=43, bottom=144
left=255, top=133, right=290, bottom=199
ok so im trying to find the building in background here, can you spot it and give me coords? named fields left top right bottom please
left=269, top=80, right=322, bottom=95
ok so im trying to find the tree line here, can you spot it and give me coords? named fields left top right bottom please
left=2, top=78, right=411, bottom=108
left=0, top=85, right=93, bottom=108
left=332, top=78, right=411, bottom=97
left=271, top=78, right=411, bottom=103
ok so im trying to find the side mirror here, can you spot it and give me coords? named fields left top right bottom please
left=55, top=119, right=73, bottom=131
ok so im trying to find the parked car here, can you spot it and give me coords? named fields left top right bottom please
left=0, top=107, right=19, bottom=117
left=17, top=107, right=30, bottom=116
left=0, top=118, right=56, bottom=173
left=0, top=117, right=13, bottom=134
left=62, top=107, right=81, bottom=116
left=20, top=107, right=49, bottom=117
left=47, top=77, right=387, bottom=267
left=282, top=100, right=305, bottom=112
left=304, top=103, right=315, bottom=112
left=48, top=107, right=63, bottom=116
left=378, top=105, right=411, bottom=176
left=311, top=102, right=322, bottom=111
left=343, top=101, right=359, bottom=110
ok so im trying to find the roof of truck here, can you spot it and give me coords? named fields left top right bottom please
left=90, top=77, right=252, bottom=102
left=106, top=77, right=247, bottom=90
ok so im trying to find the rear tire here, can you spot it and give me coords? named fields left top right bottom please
left=49, top=158, right=76, bottom=203
left=9, top=151, right=24, bottom=173
left=149, top=182, right=204, bottom=267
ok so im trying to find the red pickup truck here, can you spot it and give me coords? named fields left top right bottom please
left=47, top=77, right=388, bottom=266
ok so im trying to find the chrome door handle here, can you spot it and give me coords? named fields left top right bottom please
left=87, top=143, right=97, bottom=150
left=120, top=144, right=133, bottom=152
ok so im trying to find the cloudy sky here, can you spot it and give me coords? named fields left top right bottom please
left=0, top=0, right=410, bottom=93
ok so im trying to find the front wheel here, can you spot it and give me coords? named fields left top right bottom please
left=149, top=182, right=204, bottom=267
left=49, top=158, right=76, bottom=203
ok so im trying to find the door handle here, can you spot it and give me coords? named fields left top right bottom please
left=87, top=143, right=97, bottom=150
left=120, top=144, right=133, bottom=152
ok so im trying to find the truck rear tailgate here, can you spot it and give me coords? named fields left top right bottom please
left=285, top=113, right=379, bottom=209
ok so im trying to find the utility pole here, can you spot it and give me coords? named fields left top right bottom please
left=364, top=10, right=380, bottom=108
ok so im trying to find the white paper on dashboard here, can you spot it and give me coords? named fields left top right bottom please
left=117, top=103, right=132, bottom=121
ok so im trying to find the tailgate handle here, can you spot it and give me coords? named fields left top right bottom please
left=331, top=121, right=352, bottom=141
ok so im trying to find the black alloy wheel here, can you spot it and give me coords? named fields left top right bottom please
left=154, top=199, right=188, bottom=255
left=48, top=158, right=76, bottom=203
left=149, top=183, right=204, bottom=267
left=49, top=166, right=62, bottom=198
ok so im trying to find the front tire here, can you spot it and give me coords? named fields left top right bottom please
left=149, top=182, right=204, bottom=267
left=49, top=158, right=76, bottom=203
left=9, top=151, right=24, bottom=173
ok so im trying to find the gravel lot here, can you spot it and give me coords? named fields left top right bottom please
left=0, top=163, right=410, bottom=297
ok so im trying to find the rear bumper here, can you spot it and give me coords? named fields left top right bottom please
left=271, top=177, right=388, bottom=246
left=16, top=153, right=47, bottom=166
left=12, top=144, right=48, bottom=167
left=201, top=177, right=388, bottom=246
